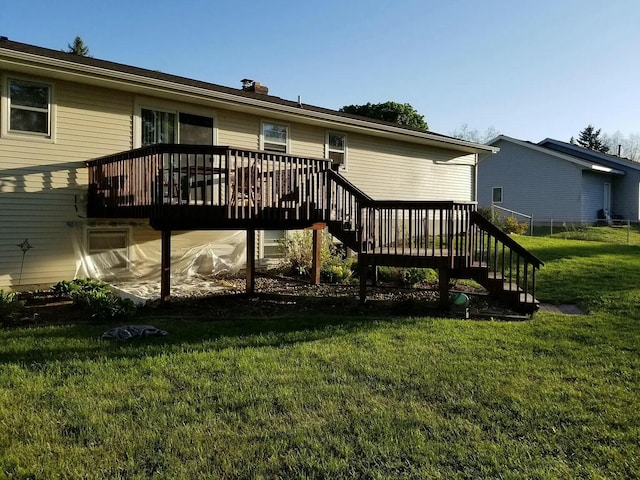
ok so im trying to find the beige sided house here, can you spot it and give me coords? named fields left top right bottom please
left=0, top=38, right=543, bottom=312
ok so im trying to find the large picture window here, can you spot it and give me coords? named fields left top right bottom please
left=8, top=79, right=51, bottom=135
left=262, top=122, right=288, bottom=153
left=326, top=132, right=347, bottom=169
left=141, top=108, right=214, bottom=146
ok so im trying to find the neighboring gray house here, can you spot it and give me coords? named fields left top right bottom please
left=478, top=135, right=640, bottom=225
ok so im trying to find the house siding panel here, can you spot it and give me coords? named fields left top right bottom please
left=0, top=64, right=483, bottom=290
left=0, top=79, right=133, bottom=289
left=581, top=171, right=609, bottom=222
left=478, top=139, right=583, bottom=223
left=344, top=134, right=475, bottom=201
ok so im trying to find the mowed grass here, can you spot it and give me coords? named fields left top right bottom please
left=1, top=228, right=639, bottom=479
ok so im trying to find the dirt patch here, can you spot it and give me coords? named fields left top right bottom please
left=539, top=303, right=585, bottom=315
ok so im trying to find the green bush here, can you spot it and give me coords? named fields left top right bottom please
left=503, top=216, right=528, bottom=235
left=0, top=290, right=23, bottom=321
left=51, top=279, right=136, bottom=321
left=320, top=255, right=355, bottom=284
left=280, top=230, right=355, bottom=283
left=376, top=267, right=437, bottom=286
left=479, top=208, right=528, bottom=235
left=401, top=267, right=438, bottom=287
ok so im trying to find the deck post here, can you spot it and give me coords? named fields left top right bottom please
left=359, top=255, right=367, bottom=303
left=439, top=266, right=450, bottom=309
left=161, top=229, right=171, bottom=303
left=246, top=229, right=256, bottom=296
left=311, top=228, right=322, bottom=285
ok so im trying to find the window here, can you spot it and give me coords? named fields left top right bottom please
left=492, top=187, right=503, bottom=203
left=8, top=79, right=51, bottom=135
left=142, top=108, right=176, bottom=146
left=141, top=108, right=214, bottom=146
left=87, top=229, right=130, bottom=270
left=326, top=132, right=347, bottom=169
left=262, top=122, right=288, bottom=152
left=179, top=112, right=214, bottom=145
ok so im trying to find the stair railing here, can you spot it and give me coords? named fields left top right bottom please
left=325, top=170, right=373, bottom=248
left=469, top=211, right=544, bottom=307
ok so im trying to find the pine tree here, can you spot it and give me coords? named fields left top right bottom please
left=574, top=125, right=609, bottom=153
left=65, top=36, right=90, bottom=56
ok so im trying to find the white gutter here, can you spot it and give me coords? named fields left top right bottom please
left=1, top=47, right=496, bottom=155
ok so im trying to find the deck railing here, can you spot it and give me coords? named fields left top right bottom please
left=87, top=145, right=332, bottom=220
left=469, top=211, right=544, bottom=306
left=325, top=170, right=475, bottom=261
left=360, top=201, right=475, bottom=260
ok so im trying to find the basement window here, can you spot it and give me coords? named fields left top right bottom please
left=87, top=229, right=130, bottom=270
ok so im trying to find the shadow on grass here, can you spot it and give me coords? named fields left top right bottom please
left=0, top=292, right=446, bottom=367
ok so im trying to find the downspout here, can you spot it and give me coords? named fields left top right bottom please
left=474, top=153, right=479, bottom=205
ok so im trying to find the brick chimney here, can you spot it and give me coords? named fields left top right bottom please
left=241, top=78, right=268, bottom=95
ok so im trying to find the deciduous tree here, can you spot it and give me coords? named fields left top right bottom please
left=450, top=124, right=500, bottom=143
left=339, top=101, right=428, bottom=131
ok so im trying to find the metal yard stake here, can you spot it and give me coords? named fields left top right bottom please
left=17, top=238, right=33, bottom=285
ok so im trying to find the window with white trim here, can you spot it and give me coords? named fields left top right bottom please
left=140, top=108, right=214, bottom=146
left=8, top=79, right=52, bottom=135
left=492, top=187, right=503, bottom=203
left=326, top=132, right=347, bottom=169
left=87, top=229, right=130, bottom=270
left=262, top=122, right=288, bottom=153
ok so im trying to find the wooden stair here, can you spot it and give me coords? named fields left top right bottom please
left=324, top=171, right=544, bottom=314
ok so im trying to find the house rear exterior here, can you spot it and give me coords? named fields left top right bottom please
left=478, top=135, right=638, bottom=225
left=0, top=38, right=497, bottom=292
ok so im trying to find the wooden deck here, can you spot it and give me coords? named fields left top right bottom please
left=86, top=145, right=544, bottom=313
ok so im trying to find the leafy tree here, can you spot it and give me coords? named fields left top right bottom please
left=339, top=101, right=428, bottom=131
left=451, top=124, right=500, bottom=143
left=572, top=124, right=609, bottom=153
left=65, top=36, right=90, bottom=56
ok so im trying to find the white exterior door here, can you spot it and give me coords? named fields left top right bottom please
left=604, top=183, right=611, bottom=212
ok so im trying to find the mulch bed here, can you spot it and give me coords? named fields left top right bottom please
left=2, top=275, right=528, bottom=329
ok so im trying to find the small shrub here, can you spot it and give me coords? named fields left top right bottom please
left=51, top=279, right=136, bottom=320
left=402, top=267, right=438, bottom=287
left=280, top=231, right=333, bottom=277
left=376, top=267, right=437, bottom=286
left=0, top=290, right=23, bottom=321
left=321, top=255, right=355, bottom=284
left=280, top=230, right=354, bottom=283
left=476, top=207, right=494, bottom=222
left=503, top=216, right=528, bottom=235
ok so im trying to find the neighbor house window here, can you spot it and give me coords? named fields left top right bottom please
left=492, top=187, right=503, bottom=203
left=8, top=79, right=51, bottom=135
left=87, top=229, right=130, bottom=270
left=326, top=132, right=347, bottom=169
left=262, top=122, right=288, bottom=153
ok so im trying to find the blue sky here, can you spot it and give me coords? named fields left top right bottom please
left=3, top=0, right=638, bottom=142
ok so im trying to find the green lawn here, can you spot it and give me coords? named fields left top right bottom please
left=1, top=229, right=639, bottom=479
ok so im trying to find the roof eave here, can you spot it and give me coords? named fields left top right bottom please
left=0, top=45, right=495, bottom=155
